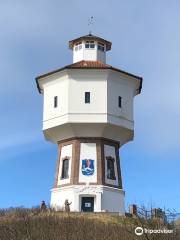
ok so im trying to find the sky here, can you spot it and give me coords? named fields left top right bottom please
left=0, top=0, right=180, bottom=212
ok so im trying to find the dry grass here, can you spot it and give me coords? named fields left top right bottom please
left=0, top=208, right=179, bottom=240
left=175, top=220, right=180, bottom=226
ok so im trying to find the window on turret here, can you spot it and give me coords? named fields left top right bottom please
left=85, top=92, right=90, bottom=103
left=54, top=96, right=58, bottom=108
left=106, top=156, right=116, bottom=180
left=85, top=41, right=95, bottom=49
left=61, top=157, right=69, bottom=179
left=75, top=42, right=82, bottom=51
left=118, top=96, right=122, bottom=108
left=98, top=42, right=105, bottom=52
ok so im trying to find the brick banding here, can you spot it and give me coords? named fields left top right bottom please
left=53, top=137, right=123, bottom=190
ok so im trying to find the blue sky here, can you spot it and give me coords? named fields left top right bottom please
left=0, top=0, right=180, bottom=212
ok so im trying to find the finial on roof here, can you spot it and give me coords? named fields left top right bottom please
left=88, top=16, right=94, bottom=35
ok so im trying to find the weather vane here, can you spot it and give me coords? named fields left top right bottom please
left=88, top=16, right=94, bottom=35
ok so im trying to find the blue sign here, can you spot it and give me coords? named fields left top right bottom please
left=81, top=159, right=94, bottom=176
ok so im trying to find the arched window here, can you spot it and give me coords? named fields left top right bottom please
left=106, top=156, right=116, bottom=180
left=61, top=157, right=70, bottom=179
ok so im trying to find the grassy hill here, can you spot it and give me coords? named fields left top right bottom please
left=0, top=208, right=179, bottom=240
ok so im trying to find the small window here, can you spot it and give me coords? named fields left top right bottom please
left=61, top=157, right=69, bottom=179
left=85, top=41, right=95, bottom=49
left=98, top=42, right=105, bottom=52
left=75, top=42, right=82, bottom=51
left=118, top=96, right=122, bottom=108
left=54, top=96, right=58, bottom=108
left=90, top=41, right=95, bottom=48
left=85, top=41, right=90, bottom=48
left=85, top=92, right=90, bottom=103
left=106, top=156, right=116, bottom=180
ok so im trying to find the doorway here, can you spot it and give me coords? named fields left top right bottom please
left=81, top=197, right=94, bottom=212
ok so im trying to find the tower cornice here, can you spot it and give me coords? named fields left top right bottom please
left=35, top=60, right=143, bottom=94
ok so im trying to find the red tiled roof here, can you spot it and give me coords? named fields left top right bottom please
left=68, top=60, right=111, bottom=68
left=36, top=60, right=143, bottom=93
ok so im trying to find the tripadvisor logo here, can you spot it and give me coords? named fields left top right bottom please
left=135, top=227, right=143, bottom=236
left=135, top=227, right=174, bottom=236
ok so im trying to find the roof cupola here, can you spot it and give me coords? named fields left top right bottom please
left=69, top=34, right=112, bottom=63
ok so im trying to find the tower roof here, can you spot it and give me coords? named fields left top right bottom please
left=36, top=60, right=142, bottom=94
left=69, top=34, right=112, bottom=51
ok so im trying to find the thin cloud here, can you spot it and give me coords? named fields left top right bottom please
left=0, top=131, right=42, bottom=152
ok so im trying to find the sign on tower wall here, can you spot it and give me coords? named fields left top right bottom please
left=79, top=143, right=97, bottom=183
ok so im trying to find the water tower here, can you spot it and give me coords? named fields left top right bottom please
left=36, top=34, right=142, bottom=213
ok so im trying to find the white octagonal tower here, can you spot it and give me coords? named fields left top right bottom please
left=36, top=34, right=142, bottom=214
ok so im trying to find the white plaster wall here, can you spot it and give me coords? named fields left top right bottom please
left=104, top=144, right=119, bottom=186
left=43, top=123, right=133, bottom=146
left=84, top=49, right=97, bottom=61
left=50, top=187, right=75, bottom=211
left=43, top=73, right=69, bottom=122
left=41, top=70, right=136, bottom=132
left=97, top=49, right=106, bottom=63
left=57, top=144, right=72, bottom=185
left=68, top=70, right=107, bottom=114
left=73, top=47, right=83, bottom=63
left=79, top=143, right=97, bottom=183
left=40, top=69, right=138, bottom=144
left=107, top=71, right=135, bottom=123
left=50, top=185, right=101, bottom=212
left=101, top=187, right=125, bottom=213
left=42, top=69, right=136, bottom=133
left=72, top=41, right=106, bottom=63
left=50, top=185, right=125, bottom=213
